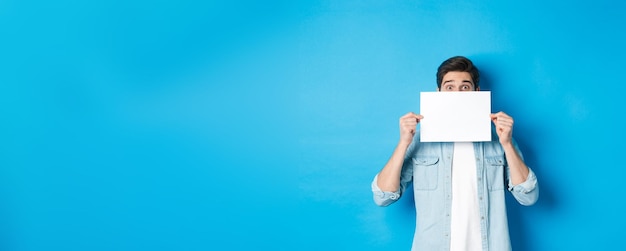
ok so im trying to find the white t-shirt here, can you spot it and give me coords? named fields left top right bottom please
left=450, top=142, right=483, bottom=251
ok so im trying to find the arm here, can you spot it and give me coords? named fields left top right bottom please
left=491, top=112, right=539, bottom=205
left=376, top=112, right=423, bottom=192
left=490, top=112, right=528, bottom=185
left=376, top=140, right=411, bottom=192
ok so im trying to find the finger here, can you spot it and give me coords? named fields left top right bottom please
left=491, top=113, right=513, bottom=124
left=491, top=116, right=498, bottom=125
left=402, top=121, right=418, bottom=129
left=498, top=119, right=513, bottom=125
left=403, top=113, right=423, bottom=121
left=496, top=117, right=513, bottom=126
left=401, top=116, right=422, bottom=125
left=490, top=113, right=499, bottom=122
left=495, top=111, right=512, bottom=120
left=401, top=115, right=418, bottom=123
left=401, top=120, right=417, bottom=128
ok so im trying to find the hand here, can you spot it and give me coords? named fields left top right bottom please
left=399, top=112, right=423, bottom=145
left=490, top=111, right=514, bottom=145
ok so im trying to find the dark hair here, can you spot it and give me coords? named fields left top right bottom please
left=436, top=56, right=480, bottom=89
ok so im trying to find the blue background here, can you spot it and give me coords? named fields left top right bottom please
left=1, top=0, right=624, bottom=250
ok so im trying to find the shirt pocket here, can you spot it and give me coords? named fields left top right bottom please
left=412, top=156, right=439, bottom=190
left=485, top=156, right=505, bottom=191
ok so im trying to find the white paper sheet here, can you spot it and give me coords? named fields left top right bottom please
left=419, top=91, right=492, bottom=142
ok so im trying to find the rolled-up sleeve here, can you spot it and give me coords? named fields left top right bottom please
left=371, top=174, right=401, bottom=207
left=508, top=167, right=539, bottom=206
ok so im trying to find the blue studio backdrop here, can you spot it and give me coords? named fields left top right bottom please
left=1, top=1, right=624, bottom=250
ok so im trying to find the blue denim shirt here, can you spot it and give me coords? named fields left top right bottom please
left=371, top=132, right=539, bottom=251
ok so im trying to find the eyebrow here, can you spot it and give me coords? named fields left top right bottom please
left=442, top=80, right=474, bottom=84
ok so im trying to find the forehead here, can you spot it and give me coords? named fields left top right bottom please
left=442, top=71, right=473, bottom=82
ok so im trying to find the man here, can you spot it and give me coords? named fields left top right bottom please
left=371, top=56, right=539, bottom=251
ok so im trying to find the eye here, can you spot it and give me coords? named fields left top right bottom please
left=445, top=85, right=453, bottom=90
left=461, top=85, right=472, bottom=91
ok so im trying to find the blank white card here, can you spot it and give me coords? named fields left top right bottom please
left=419, top=91, right=491, bottom=142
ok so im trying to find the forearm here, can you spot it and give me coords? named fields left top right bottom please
left=377, top=141, right=410, bottom=192
left=502, top=142, right=529, bottom=186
